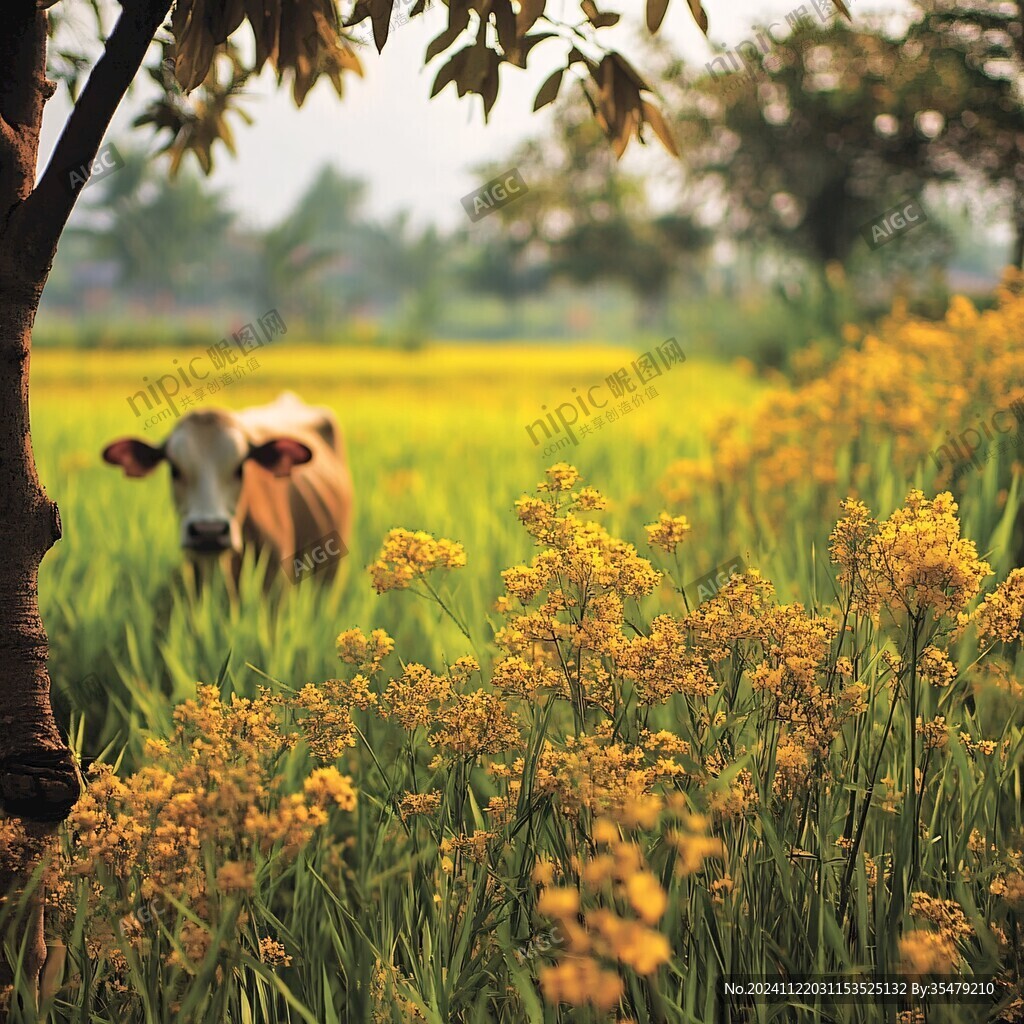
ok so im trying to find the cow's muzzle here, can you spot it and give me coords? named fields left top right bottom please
left=184, top=519, right=233, bottom=552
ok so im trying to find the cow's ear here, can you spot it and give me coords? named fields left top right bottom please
left=102, top=439, right=165, bottom=478
left=248, top=438, right=313, bottom=478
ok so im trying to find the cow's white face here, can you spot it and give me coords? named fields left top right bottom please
left=103, top=412, right=313, bottom=557
left=165, top=416, right=249, bottom=553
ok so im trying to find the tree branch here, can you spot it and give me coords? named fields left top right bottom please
left=8, top=0, right=172, bottom=285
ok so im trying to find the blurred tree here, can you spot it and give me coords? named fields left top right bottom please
left=72, top=150, right=236, bottom=299
left=255, top=165, right=368, bottom=321
left=457, top=230, right=551, bottom=332
left=480, top=96, right=712, bottom=328
left=906, top=0, right=1024, bottom=267
left=668, top=16, right=967, bottom=302
left=360, top=212, right=451, bottom=344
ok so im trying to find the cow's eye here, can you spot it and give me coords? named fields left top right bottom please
left=169, top=463, right=181, bottom=481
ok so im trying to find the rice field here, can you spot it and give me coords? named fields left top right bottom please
left=32, top=342, right=761, bottom=754
left=11, top=297, right=1024, bottom=1023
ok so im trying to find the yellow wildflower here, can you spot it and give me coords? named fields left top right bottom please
left=625, top=871, right=667, bottom=925
left=258, top=937, right=292, bottom=968
left=644, top=512, right=691, bottom=553
left=899, top=930, right=959, bottom=975
left=303, top=767, right=358, bottom=811
left=369, top=529, right=467, bottom=594
left=969, top=567, right=1024, bottom=645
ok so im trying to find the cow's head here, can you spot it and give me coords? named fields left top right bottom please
left=102, top=411, right=312, bottom=555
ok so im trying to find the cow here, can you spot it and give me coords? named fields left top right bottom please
left=102, top=392, right=352, bottom=587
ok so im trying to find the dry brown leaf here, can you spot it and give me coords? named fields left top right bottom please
left=646, top=0, right=669, bottom=34
left=641, top=100, right=680, bottom=157
left=533, top=67, right=563, bottom=110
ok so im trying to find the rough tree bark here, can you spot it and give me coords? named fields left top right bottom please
left=0, top=0, right=172, bottom=1003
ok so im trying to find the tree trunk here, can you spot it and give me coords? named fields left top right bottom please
left=0, top=6, right=81, bottom=1007
left=0, top=0, right=174, bottom=1005
left=0, top=24, right=81, bottom=782
left=0, top=281, right=77, bottom=822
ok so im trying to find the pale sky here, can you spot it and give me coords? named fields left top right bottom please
left=41, top=0, right=900, bottom=232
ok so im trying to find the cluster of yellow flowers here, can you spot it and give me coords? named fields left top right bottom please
left=529, top=728, right=681, bottom=828
left=493, top=466, right=697, bottom=727
left=336, top=626, right=395, bottom=671
left=376, top=655, right=521, bottom=759
left=909, top=892, right=974, bottom=944
left=662, top=274, right=1024, bottom=526
left=534, top=820, right=666, bottom=1011
left=368, top=527, right=467, bottom=593
left=533, top=805, right=723, bottom=1014
left=644, top=512, right=692, bottom=554
left=294, top=673, right=377, bottom=761
left=55, top=685, right=356, bottom=973
left=899, top=930, right=961, bottom=976
left=829, top=491, right=990, bottom=622
left=398, top=791, right=442, bottom=821
left=967, top=567, right=1024, bottom=646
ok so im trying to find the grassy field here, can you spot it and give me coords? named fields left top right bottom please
left=32, top=343, right=762, bottom=759
left=11, top=305, right=1024, bottom=1023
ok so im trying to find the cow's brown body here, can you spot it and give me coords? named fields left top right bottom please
left=233, top=397, right=353, bottom=576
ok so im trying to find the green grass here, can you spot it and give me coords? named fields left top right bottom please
left=31, top=342, right=761, bottom=759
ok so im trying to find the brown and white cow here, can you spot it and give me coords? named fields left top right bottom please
left=102, top=393, right=352, bottom=585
